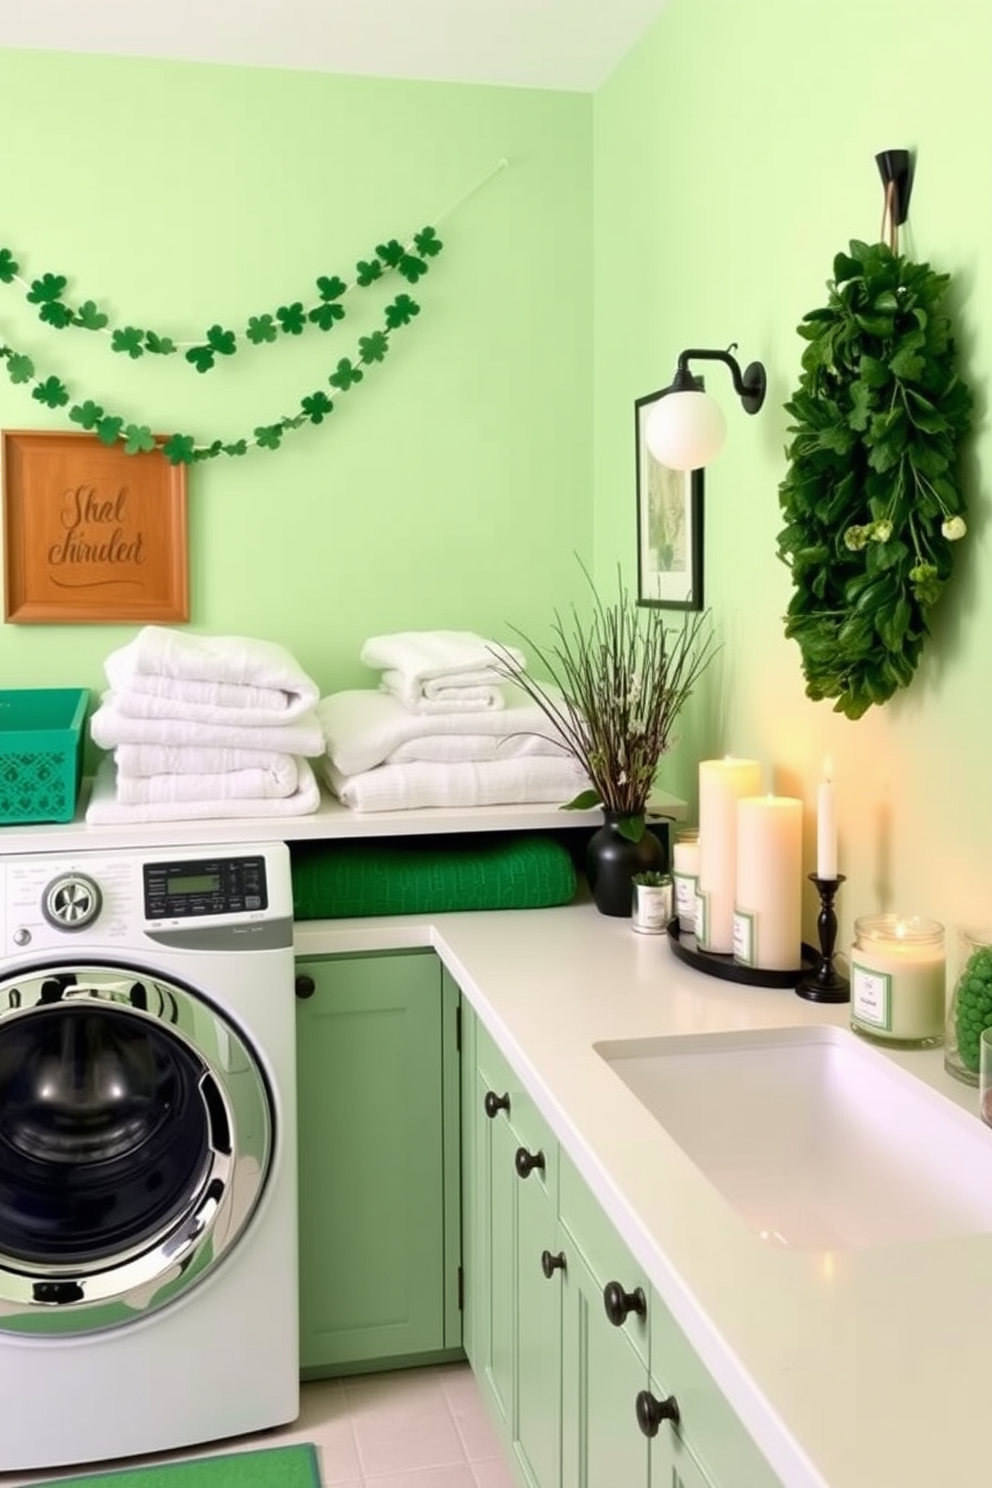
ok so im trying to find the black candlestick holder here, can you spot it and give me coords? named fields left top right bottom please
left=795, top=873, right=850, bottom=1003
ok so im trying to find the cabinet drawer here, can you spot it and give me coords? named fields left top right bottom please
left=650, top=1285, right=782, bottom=1488
left=476, top=1022, right=558, bottom=1196
left=558, top=1151, right=649, bottom=1367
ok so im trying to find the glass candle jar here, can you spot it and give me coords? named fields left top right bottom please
left=849, top=914, right=946, bottom=1048
left=671, top=828, right=700, bottom=935
left=944, top=928, right=992, bottom=1086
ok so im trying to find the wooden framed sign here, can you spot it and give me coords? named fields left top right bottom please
left=2, top=430, right=188, bottom=624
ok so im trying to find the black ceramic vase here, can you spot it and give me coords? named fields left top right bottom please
left=586, top=812, right=665, bottom=917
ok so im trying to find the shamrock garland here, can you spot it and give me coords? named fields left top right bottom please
left=0, top=227, right=439, bottom=371
left=0, top=226, right=442, bottom=463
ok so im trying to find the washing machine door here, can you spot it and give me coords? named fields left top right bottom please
left=0, top=963, right=272, bottom=1336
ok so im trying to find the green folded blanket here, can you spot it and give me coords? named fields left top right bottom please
left=290, top=833, right=577, bottom=919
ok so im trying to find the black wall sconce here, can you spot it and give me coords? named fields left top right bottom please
left=644, top=345, right=767, bottom=470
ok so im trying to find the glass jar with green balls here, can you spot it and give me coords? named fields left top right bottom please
left=944, top=929, right=992, bottom=1085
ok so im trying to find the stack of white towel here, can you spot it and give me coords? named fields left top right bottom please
left=316, top=629, right=590, bottom=812
left=85, top=627, right=324, bottom=823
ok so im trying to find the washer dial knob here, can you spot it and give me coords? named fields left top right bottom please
left=42, top=873, right=103, bottom=930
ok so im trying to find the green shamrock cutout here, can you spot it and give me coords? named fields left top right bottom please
left=144, top=330, right=176, bottom=355
left=384, top=295, right=420, bottom=329
left=358, top=332, right=389, bottom=364
left=123, top=424, right=156, bottom=455
left=69, top=400, right=105, bottom=430
left=75, top=300, right=109, bottom=331
left=97, top=416, right=124, bottom=445
left=27, top=273, right=67, bottom=305
left=355, top=259, right=383, bottom=286
left=112, top=326, right=146, bottom=359
left=301, top=391, right=334, bottom=424
left=0, top=248, right=20, bottom=282
left=276, top=303, right=306, bottom=336
left=185, top=344, right=216, bottom=373
left=206, top=324, right=237, bottom=355
left=32, top=375, right=69, bottom=408
left=39, top=301, right=74, bottom=329
left=246, top=314, right=278, bottom=344
left=6, top=352, right=35, bottom=384
left=414, top=227, right=443, bottom=258
left=328, top=358, right=364, bottom=391
left=162, top=433, right=196, bottom=464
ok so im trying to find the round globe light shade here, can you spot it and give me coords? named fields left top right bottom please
left=645, top=390, right=726, bottom=471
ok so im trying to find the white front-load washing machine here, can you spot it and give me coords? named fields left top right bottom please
left=0, top=839, right=299, bottom=1473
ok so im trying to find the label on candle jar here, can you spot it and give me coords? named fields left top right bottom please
left=674, top=870, right=699, bottom=932
left=851, top=965, right=891, bottom=1030
left=733, top=910, right=755, bottom=966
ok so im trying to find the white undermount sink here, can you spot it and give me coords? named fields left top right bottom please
left=594, top=1025, right=992, bottom=1252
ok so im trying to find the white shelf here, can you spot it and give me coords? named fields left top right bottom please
left=0, top=781, right=687, bottom=855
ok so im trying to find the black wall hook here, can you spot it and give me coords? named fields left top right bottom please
left=875, top=149, right=914, bottom=225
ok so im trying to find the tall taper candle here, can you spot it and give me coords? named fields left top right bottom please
left=816, top=757, right=837, bottom=880
left=697, top=757, right=762, bottom=953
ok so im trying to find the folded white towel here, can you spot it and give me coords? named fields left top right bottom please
left=111, top=684, right=319, bottom=729
left=321, top=755, right=589, bottom=814
left=85, top=756, right=321, bottom=823
left=115, top=759, right=299, bottom=804
left=317, top=684, right=571, bottom=777
left=381, top=668, right=504, bottom=714
left=104, top=627, right=319, bottom=720
left=114, top=743, right=301, bottom=779
left=90, top=698, right=325, bottom=757
left=387, top=733, right=567, bottom=766
left=361, top=630, right=526, bottom=683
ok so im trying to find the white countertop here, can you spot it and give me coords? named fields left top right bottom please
left=295, top=900, right=986, bottom=1488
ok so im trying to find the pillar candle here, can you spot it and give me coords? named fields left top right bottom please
left=697, top=757, right=762, bottom=953
left=816, top=757, right=837, bottom=879
left=733, top=795, right=803, bottom=970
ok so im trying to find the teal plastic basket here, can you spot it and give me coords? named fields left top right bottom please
left=0, top=688, right=90, bottom=824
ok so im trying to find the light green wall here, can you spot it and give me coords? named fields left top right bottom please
left=0, top=49, right=592, bottom=699
left=595, top=0, right=992, bottom=946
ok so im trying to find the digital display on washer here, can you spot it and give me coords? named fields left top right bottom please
left=167, top=873, right=221, bottom=896
left=144, top=856, right=268, bottom=919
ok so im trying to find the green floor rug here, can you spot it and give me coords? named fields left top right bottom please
left=32, top=1441, right=320, bottom=1488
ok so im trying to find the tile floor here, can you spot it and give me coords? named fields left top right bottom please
left=6, top=1362, right=518, bottom=1488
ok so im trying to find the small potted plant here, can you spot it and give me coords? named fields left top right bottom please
left=630, top=870, right=674, bottom=935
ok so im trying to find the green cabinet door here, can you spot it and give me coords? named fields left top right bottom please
left=295, top=950, right=462, bottom=1377
left=560, top=1153, right=651, bottom=1488
left=468, top=1017, right=563, bottom=1488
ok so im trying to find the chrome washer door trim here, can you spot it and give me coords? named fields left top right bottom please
left=0, top=964, right=272, bottom=1336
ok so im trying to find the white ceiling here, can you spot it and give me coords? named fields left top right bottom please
left=0, top=0, right=671, bottom=92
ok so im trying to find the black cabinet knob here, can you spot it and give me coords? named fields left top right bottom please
left=484, top=1089, right=510, bottom=1119
left=541, top=1249, right=566, bottom=1279
left=514, top=1145, right=545, bottom=1179
left=635, top=1389, right=680, bottom=1438
left=603, top=1280, right=647, bottom=1327
left=294, top=974, right=316, bottom=999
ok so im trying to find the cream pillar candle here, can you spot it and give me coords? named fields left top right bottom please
left=733, top=795, right=803, bottom=970
left=850, top=914, right=946, bottom=1046
left=697, top=757, right=762, bottom=953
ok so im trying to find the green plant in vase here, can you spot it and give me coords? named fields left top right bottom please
left=493, top=562, right=716, bottom=917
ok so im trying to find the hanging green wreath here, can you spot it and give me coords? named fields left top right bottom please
left=776, top=238, right=972, bottom=720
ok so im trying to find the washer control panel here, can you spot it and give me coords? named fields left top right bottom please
left=143, top=855, right=268, bottom=921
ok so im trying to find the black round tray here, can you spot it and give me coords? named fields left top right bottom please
left=666, top=919, right=818, bottom=988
